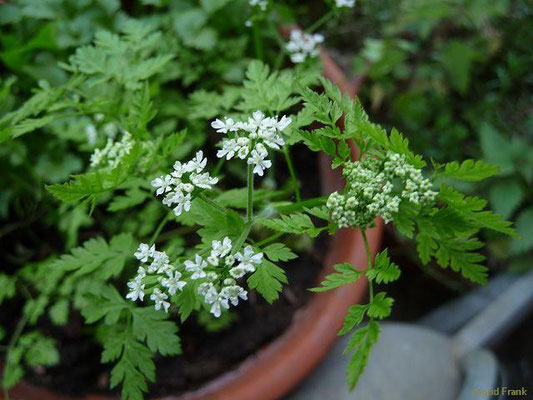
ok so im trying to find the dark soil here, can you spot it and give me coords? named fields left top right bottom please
left=15, top=144, right=328, bottom=397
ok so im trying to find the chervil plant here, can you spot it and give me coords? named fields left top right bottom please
left=0, top=1, right=515, bottom=400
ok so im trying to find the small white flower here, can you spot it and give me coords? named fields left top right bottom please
left=161, top=271, right=187, bottom=295
left=184, top=254, right=208, bottom=279
left=151, top=174, right=173, bottom=196
left=134, top=243, right=155, bottom=263
left=191, top=172, right=219, bottom=189
left=235, top=246, right=263, bottom=273
left=198, top=282, right=214, bottom=296
left=211, top=117, right=239, bottom=134
left=211, top=237, right=233, bottom=258
left=335, top=0, right=355, bottom=7
left=126, top=279, right=145, bottom=302
left=248, top=149, right=272, bottom=176
left=149, top=251, right=170, bottom=273
left=150, top=288, right=171, bottom=313
left=286, top=30, right=324, bottom=64
left=221, top=285, right=248, bottom=306
left=217, top=139, right=238, bottom=160
left=229, top=266, right=247, bottom=279
left=187, top=151, right=208, bottom=173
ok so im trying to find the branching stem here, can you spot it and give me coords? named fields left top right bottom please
left=283, top=146, right=301, bottom=202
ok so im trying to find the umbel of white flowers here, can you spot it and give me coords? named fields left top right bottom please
left=90, top=130, right=134, bottom=168
left=327, top=151, right=437, bottom=228
left=127, top=238, right=263, bottom=317
left=151, top=151, right=219, bottom=216
left=211, top=110, right=292, bottom=176
left=286, top=30, right=324, bottom=64
left=127, top=243, right=187, bottom=313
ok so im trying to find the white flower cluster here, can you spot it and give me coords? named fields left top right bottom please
left=211, top=111, right=292, bottom=176
left=327, top=151, right=437, bottom=228
left=286, top=30, right=324, bottom=64
left=127, top=243, right=187, bottom=313
left=189, top=237, right=263, bottom=318
left=90, top=131, right=134, bottom=168
left=151, top=151, right=219, bottom=216
left=249, top=0, right=267, bottom=10
left=335, top=0, right=356, bottom=7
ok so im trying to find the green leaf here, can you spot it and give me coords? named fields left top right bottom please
left=368, top=292, right=394, bottom=319
left=311, top=263, right=362, bottom=292
left=262, top=243, right=297, bottom=262
left=81, top=285, right=128, bottom=324
left=49, top=299, right=69, bottom=326
left=46, top=143, right=141, bottom=206
left=131, top=308, right=182, bottom=356
left=344, top=321, right=380, bottom=390
left=510, top=208, right=533, bottom=255
left=256, top=213, right=322, bottom=237
left=489, top=180, right=524, bottom=219
left=247, top=260, right=288, bottom=304
left=366, top=250, right=401, bottom=284
left=108, top=188, right=148, bottom=212
left=103, top=328, right=155, bottom=400
left=339, top=304, right=368, bottom=336
left=0, top=274, right=16, bottom=306
left=436, top=237, right=487, bottom=284
left=51, top=233, right=135, bottom=281
left=441, top=40, right=476, bottom=94
left=442, top=159, right=499, bottom=181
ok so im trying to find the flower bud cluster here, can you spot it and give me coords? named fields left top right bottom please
left=327, top=151, right=437, bottom=228
left=127, top=243, right=187, bottom=313
left=90, top=131, right=134, bottom=168
left=286, top=30, right=324, bottom=64
left=151, top=151, right=218, bottom=216
left=211, top=110, right=291, bottom=176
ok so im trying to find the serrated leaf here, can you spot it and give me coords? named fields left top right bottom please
left=368, top=292, right=394, bottom=319
left=366, top=250, right=401, bottom=284
left=339, top=304, right=368, bottom=336
left=247, top=260, right=288, bottom=304
left=131, top=308, right=181, bottom=356
left=442, top=159, right=499, bottom=181
left=311, top=263, right=362, bottom=292
left=344, top=321, right=380, bottom=390
left=262, top=243, right=297, bottom=262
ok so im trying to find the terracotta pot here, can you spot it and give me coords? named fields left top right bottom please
left=2, top=53, right=383, bottom=400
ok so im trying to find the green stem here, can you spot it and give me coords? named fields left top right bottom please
left=252, top=20, right=264, bottom=60
left=269, top=19, right=287, bottom=70
left=306, top=9, right=336, bottom=33
left=283, top=146, right=301, bottom=202
left=361, top=230, right=374, bottom=302
left=213, top=157, right=225, bottom=176
left=150, top=213, right=172, bottom=245
left=246, top=164, right=254, bottom=222
left=256, top=232, right=284, bottom=247
left=3, top=312, right=29, bottom=399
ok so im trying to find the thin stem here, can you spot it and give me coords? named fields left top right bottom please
left=283, top=146, right=301, bottom=202
left=255, top=232, right=284, bottom=247
left=3, top=313, right=29, bottom=399
left=213, top=157, right=225, bottom=176
left=361, top=230, right=374, bottom=302
left=246, top=164, right=254, bottom=222
left=150, top=213, right=172, bottom=245
left=252, top=20, right=264, bottom=60
left=268, top=18, right=287, bottom=71
left=306, top=9, right=336, bottom=33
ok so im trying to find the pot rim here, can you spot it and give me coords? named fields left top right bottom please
left=3, top=50, right=383, bottom=400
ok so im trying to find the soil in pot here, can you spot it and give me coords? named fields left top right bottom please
left=5, top=144, right=329, bottom=398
